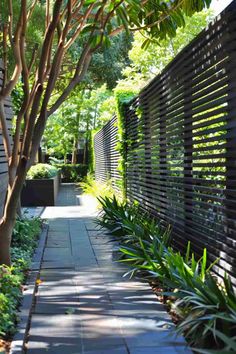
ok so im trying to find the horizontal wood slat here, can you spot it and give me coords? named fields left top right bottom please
left=94, top=116, right=121, bottom=189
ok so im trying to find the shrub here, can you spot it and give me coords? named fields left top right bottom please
left=27, top=163, right=58, bottom=179
left=54, top=163, right=87, bottom=182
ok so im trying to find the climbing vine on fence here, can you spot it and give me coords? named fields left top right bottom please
left=115, top=89, right=136, bottom=197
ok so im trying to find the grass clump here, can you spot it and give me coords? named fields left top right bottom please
left=96, top=195, right=236, bottom=353
left=80, top=174, right=122, bottom=205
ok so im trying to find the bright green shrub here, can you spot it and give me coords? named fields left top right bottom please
left=27, top=163, right=58, bottom=179
left=80, top=175, right=121, bottom=204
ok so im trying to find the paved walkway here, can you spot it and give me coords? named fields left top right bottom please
left=26, top=184, right=191, bottom=354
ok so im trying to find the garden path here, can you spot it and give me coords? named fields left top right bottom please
left=25, top=184, right=192, bottom=354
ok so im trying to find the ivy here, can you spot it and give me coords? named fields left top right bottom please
left=87, top=129, right=99, bottom=174
left=114, top=88, right=137, bottom=198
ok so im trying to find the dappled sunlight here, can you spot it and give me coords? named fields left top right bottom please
left=25, top=184, right=189, bottom=353
left=41, top=206, right=98, bottom=219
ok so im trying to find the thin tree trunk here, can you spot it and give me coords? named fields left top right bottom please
left=72, top=136, right=78, bottom=164
left=0, top=220, right=13, bottom=265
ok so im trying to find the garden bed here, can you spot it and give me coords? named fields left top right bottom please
left=0, top=217, right=46, bottom=354
left=96, top=195, right=236, bottom=353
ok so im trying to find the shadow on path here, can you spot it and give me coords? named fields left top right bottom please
left=25, top=184, right=191, bottom=354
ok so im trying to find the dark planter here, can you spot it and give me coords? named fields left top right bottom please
left=21, top=173, right=60, bottom=206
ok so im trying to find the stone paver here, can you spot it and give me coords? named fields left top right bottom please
left=26, top=184, right=191, bottom=354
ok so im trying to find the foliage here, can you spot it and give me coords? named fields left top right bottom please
left=96, top=195, right=167, bottom=243
left=86, top=33, right=132, bottom=90
left=119, top=9, right=213, bottom=89
left=43, top=88, right=86, bottom=160
left=80, top=174, right=120, bottom=205
left=96, top=196, right=236, bottom=352
left=173, top=273, right=236, bottom=350
left=87, top=129, right=98, bottom=173
left=0, top=268, right=22, bottom=337
left=0, top=217, right=42, bottom=337
left=114, top=87, right=138, bottom=197
left=54, top=164, right=88, bottom=182
left=27, top=164, right=58, bottom=180
left=43, top=84, right=115, bottom=162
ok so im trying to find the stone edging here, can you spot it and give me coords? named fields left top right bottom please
left=9, top=223, right=48, bottom=354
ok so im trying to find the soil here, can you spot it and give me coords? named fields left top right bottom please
left=0, top=339, right=10, bottom=354
left=151, top=283, right=181, bottom=325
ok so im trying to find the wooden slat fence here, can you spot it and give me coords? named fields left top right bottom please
left=125, top=2, right=236, bottom=284
left=94, top=2, right=236, bottom=285
left=0, top=59, right=13, bottom=217
left=94, top=116, right=121, bottom=188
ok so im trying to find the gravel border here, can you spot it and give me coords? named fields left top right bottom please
left=9, top=223, right=48, bottom=354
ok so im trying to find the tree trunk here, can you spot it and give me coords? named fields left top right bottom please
left=72, top=137, right=78, bottom=164
left=0, top=159, right=28, bottom=265
left=0, top=218, right=15, bottom=266
left=17, top=200, right=22, bottom=218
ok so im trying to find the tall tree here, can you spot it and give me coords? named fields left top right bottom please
left=0, top=0, right=212, bottom=265
left=117, top=9, right=213, bottom=90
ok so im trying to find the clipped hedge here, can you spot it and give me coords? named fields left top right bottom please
left=55, top=163, right=88, bottom=182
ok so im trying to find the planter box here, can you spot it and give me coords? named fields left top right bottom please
left=21, top=173, right=60, bottom=206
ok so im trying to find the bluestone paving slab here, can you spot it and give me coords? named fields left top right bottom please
left=41, top=261, right=75, bottom=269
left=84, top=348, right=128, bottom=354
left=129, top=347, right=192, bottom=354
left=33, top=300, right=79, bottom=314
left=40, top=269, right=78, bottom=279
left=25, top=184, right=191, bottom=354
left=46, top=239, right=69, bottom=247
left=43, top=247, right=71, bottom=261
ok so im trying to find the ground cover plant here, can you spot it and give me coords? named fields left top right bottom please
left=96, top=196, right=236, bottom=353
left=0, top=217, right=42, bottom=343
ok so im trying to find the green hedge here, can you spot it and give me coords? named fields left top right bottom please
left=55, top=164, right=88, bottom=182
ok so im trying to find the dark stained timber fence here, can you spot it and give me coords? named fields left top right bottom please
left=125, top=2, right=236, bottom=284
left=94, top=116, right=121, bottom=187
left=0, top=59, right=13, bottom=217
